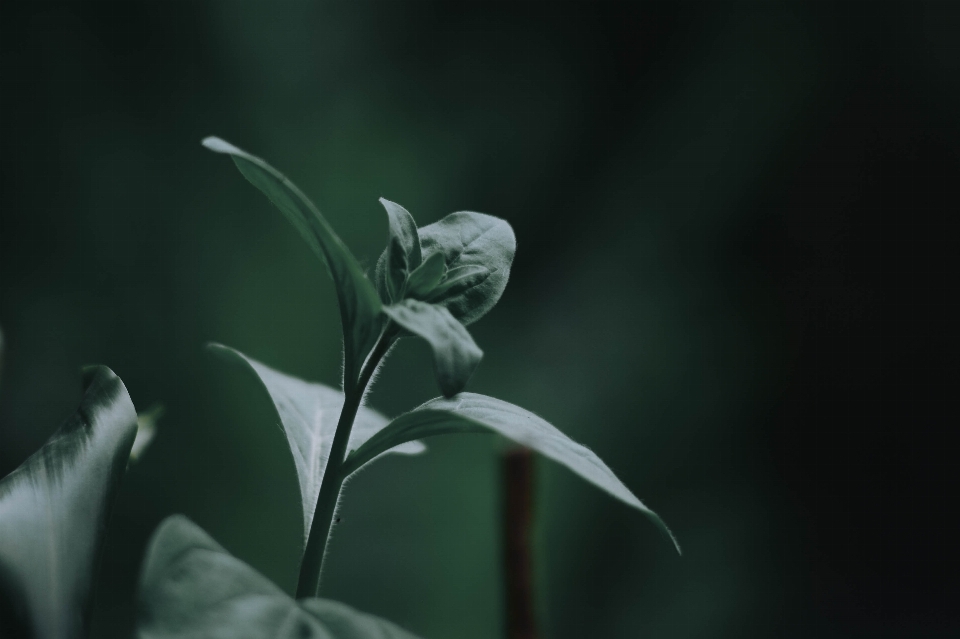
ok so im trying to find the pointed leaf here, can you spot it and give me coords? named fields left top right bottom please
left=202, top=137, right=382, bottom=382
left=405, top=252, right=446, bottom=299
left=137, top=516, right=424, bottom=639
left=426, top=264, right=489, bottom=303
left=209, top=344, right=424, bottom=547
left=343, top=393, right=681, bottom=553
left=375, top=199, right=421, bottom=303
left=418, top=212, right=516, bottom=325
left=0, top=366, right=139, bottom=639
left=382, top=300, right=483, bottom=398
left=131, top=404, right=164, bottom=462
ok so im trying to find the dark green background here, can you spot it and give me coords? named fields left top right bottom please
left=0, top=2, right=954, bottom=638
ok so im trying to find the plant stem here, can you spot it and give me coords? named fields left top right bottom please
left=296, top=329, right=394, bottom=598
left=503, top=446, right=538, bottom=639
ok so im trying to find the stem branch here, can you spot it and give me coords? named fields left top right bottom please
left=296, top=328, right=394, bottom=598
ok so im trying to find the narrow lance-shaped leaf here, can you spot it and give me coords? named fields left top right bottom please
left=137, top=516, right=424, bottom=639
left=208, top=344, right=425, bottom=547
left=202, top=137, right=382, bottom=383
left=382, top=299, right=483, bottom=398
left=0, top=366, right=139, bottom=639
left=344, top=393, right=681, bottom=554
left=375, top=198, right=421, bottom=304
left=418, top=211, right=516, bottom=325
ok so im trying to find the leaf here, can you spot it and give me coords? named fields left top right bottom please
left=137, top=516, right=424, bottom=639
left=208, top=344, right=425, bottom=547
left=0, top=366, right=139, bottom=639
left=375, top=198, right=421, bottom=304
left=344, top=393, right=681, bottom=554
left=131, top=404, right=164, bottom=462
left=418, top=211, right=516, bottom=325
left=426, top=264, right=489, bottom=302
left=405, top=252, right=446, bottom=299
left=202, top=137, right=382, bottom=383
left=382, top=300, right=483, bottom=398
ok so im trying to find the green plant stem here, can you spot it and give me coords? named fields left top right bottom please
left=296, top=328, right=394, bottom=598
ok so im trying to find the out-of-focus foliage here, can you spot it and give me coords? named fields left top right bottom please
left=138, top=516, right=423, bottom=639
left=0, top=367, right=138, bottom=639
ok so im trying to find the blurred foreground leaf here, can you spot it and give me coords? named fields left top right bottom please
left=137, top=516, right=423, bottom=639
left=0, top=366, right=138, bottom=639
left=131, top=404, right=164, bottom=462
left=345, top=393, right=681, bottom=553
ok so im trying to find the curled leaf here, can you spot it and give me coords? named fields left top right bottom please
left=418, top=212, right=516, bottom=325
left=0, top=366, right=139, bottom=639
left=382, top=300, right=483, bottom=398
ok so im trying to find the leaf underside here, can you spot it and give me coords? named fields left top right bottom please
left=202, top=137, right=382, bottom=383
left=138, top=516, right=424, bottom=639
left=345, top=393, right=681, bottom=554
left=376, top=198, right=421, bottom=304
left=382, top=300, right=482, bottom=398
left=0, top=366, right=139, bottom=639
left=209, top=343, right=425, bottom=547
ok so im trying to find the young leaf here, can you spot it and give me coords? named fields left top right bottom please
left=208, top=343, right=425, bottom=547
left=0, top=366, right=139, bottom=639
left=382, top=300, right=483, bottom=398
left=375, top=198, right=422, bottom=303
left=138, top=516, right=424, bottom=639
left=131, top=403, right=164, bottom=462
left=343, top=393, right=681, bottom=553
left=418, top=211, right=516, bottom=325
left=405, top=252, right=446, bottom=299
left=426, top=264, right=489, bottom=303
left=202, top=137, right=382, bottom=383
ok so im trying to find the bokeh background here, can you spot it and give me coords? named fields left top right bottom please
left=0, top=2, right=954, bottom=638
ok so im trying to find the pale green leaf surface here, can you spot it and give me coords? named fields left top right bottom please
left=344, top=393, right=681, bottom=553
left=418, top=211, right=516, bottom=325
left=202, top=137, right=381, bottom=381
left=137, top=516, right=423, bottom=639
left=208, top=344, right=425, bottom=546
left=405, top=252, right=446, bottom=299
left=131, top=404, right=164, bottom=462
left=0, top=366, right=139, bottom=639
left=375, top=199, right=421, bottom=303
left=382, top=300, right=483, bottom=398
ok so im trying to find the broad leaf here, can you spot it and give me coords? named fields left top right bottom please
left=405, top=252, right=446, bottom=299
left=375, top=198, right=421, bottom=304
left=418, top=211, right=516, bottom=325
left=344, top=393, right=681, bottom=553
left=209, top=344, right=425, bottom=546
left=0, top=366, right=139, bottom=639
left=202, top=137, right=382, bottom=383
left=137, top=516, right=423, bottom=639
left=382, top=300, right=483, bottom=398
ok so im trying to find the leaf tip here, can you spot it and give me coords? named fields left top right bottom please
left=202, top=136, right=240, bottom=155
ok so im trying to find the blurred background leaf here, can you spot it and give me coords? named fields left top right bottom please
left=0, top=2, right=953, bottom=638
